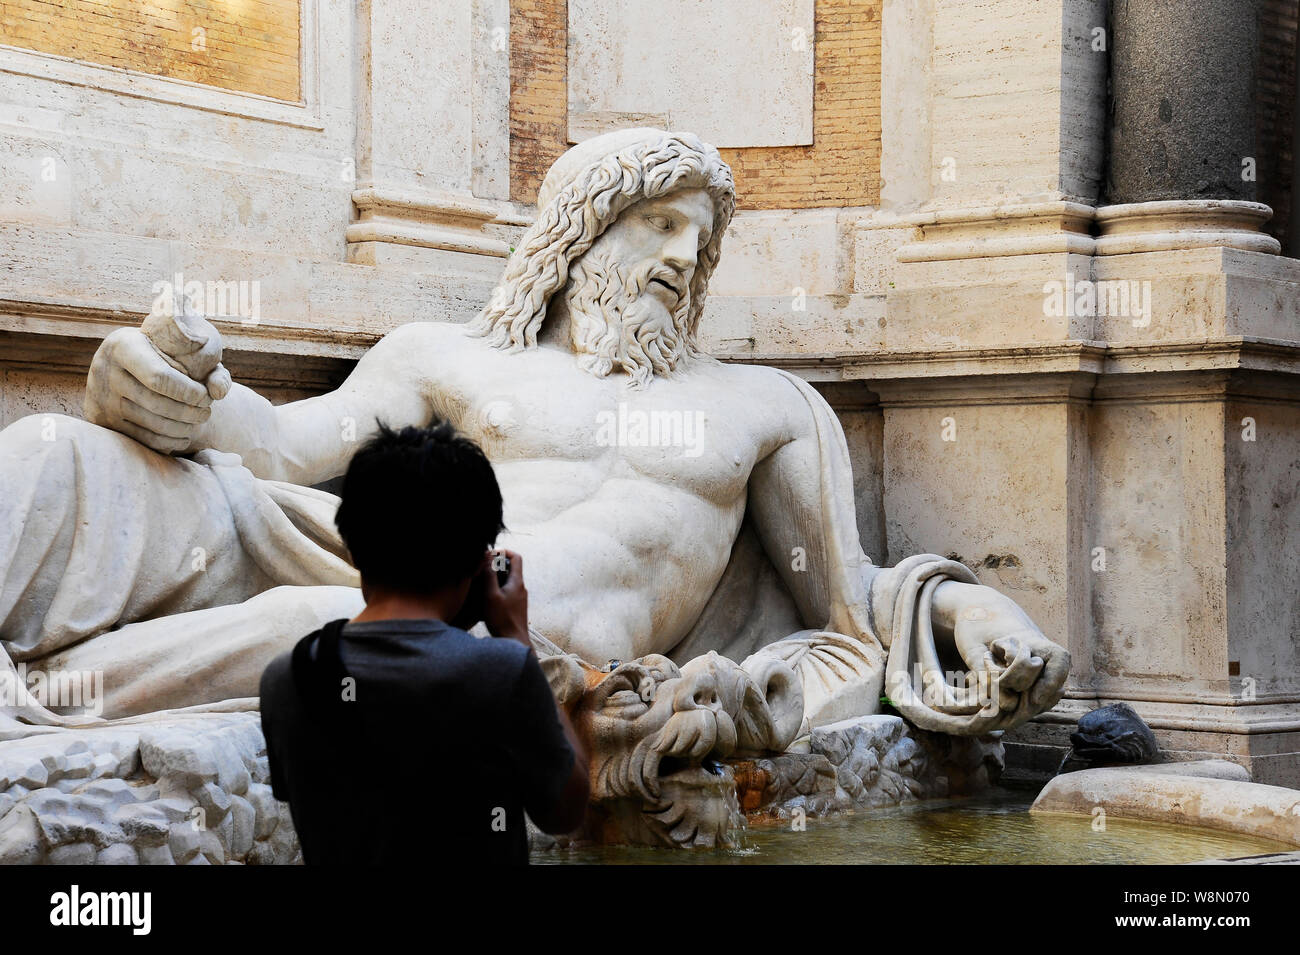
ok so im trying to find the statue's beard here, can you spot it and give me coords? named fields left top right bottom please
left=564, top=250, right=693, bottom=388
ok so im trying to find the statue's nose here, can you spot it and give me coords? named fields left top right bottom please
left=662, top=232, right=699, bottom=274
left=673, top=667, right=721, bottom=713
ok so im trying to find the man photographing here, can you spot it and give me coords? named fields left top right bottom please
left=260, top=421, right=590, bottom=864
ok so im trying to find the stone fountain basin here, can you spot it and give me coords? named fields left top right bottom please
left=540, top=789, right=1297, bottom=865
left=1030, top=760, right=1300, bottom=848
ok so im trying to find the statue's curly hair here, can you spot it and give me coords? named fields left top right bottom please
left=469, top=132, right=736, bottom=356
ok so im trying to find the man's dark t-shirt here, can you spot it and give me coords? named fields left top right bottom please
left=259, top=618, right=576, bottom=865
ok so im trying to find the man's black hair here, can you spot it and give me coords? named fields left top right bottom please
left=334, top=420, right=505, bottom=594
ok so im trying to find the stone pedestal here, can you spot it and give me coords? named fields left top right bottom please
left=867, top=235, right=1300, bottom=786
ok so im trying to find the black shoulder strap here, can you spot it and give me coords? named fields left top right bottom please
left=290, top=618, right=351, bottom=716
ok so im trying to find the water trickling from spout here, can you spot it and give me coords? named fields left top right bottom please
left=1055, top=747, right=1076, bottom=776
left=720, top=772, right=751, bottom=851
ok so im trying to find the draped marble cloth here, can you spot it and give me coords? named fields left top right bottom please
left=0, top=416, right=360, bottom=740
left=0, top=384, right=1013, bottom=741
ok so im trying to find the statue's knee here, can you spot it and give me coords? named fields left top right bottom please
left=4, top=412, right=95, bottom=448
left=0, top=414, right=141, bottom=494
left=2, top=412, right=139, bottom=462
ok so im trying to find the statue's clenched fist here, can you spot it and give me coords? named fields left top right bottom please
left=84, top=303, right=231, bottom=455
left=944, top=583, right=1070, bottom=713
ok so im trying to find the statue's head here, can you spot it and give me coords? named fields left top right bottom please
left=471, top=129, right=736, bottom=387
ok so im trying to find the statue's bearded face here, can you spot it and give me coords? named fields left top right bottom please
left=562, top=188, right=715, bottom=386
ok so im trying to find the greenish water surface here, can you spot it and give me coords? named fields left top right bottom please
left=534, top=791, right=1294, bottom=865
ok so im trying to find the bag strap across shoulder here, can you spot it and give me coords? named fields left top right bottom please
left=290, top=618, right=351, bottom=717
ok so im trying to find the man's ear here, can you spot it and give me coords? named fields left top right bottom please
left=454, top=574, right=474, bottom=605
left=447, top=573, right=481, bottom=630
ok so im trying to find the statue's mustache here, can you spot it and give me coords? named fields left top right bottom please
left=634, top=264, right=686, bottom=301
left=599, top=707, right=738, bottom=807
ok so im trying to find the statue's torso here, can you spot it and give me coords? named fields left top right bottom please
left=408, top=326, right=794, bottom=662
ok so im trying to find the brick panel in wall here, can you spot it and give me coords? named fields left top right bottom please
left=510, top=0, right=569, bottom=205
left=0, top=0, right=301, bottom=102
left=509, top=0, right=882, bottom=210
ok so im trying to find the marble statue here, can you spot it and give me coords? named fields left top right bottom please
left=0, top=129, right=1069, bottom=846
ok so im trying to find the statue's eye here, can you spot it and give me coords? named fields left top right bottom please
left=645, top=214, right=672, bottom=231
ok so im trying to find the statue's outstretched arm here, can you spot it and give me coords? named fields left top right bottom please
left=187, top=320, right=443, bottom=485
left=742, top=376, right=892, bottom=730
left=86, top=311, right=444, bottom=485
left=746, top=370, right=1070, bottom=733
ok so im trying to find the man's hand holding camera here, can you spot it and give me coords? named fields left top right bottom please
left=454, top=548, right=529, bottom=646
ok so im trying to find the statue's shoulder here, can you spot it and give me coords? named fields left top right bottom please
left=374, top=319, right=479, bottom=357
left=708, top=359, right=829, bottom=439
left=712, top=359, right=807, bottom=401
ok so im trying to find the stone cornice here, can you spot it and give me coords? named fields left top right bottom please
left=0, top=298, right=381, bottom=356
left=723, top=339, right=1300, bottom=405
left=346, top=185, right=531, bottom=257
left=0, top=299, right=376, bottom=390
left=722, top=338, right=1300, bottom=377
left=1040, top=696, right=1300, bottom=735
left=890, top=201, right=1097, bottom=262
left=5, top=295, right=1298, bottom=397
left=873, top=199, right=1283, bottom=261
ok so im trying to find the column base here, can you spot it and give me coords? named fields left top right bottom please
left=1095, top=200, right=1280, bottom=255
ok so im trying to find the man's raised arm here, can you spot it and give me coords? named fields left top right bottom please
left=85, top=317, right=449, bottom=486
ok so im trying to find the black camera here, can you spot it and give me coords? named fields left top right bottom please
left=491, top=552, right=511, bottom=587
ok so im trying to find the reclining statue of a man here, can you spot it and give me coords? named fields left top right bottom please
left=0, top=128, right=1068, bottom=746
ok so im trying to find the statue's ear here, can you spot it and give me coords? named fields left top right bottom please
left=538, top=652, right=592, bottom=709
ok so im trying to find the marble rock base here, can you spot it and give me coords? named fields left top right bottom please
left=0, top=713, right=298, bottom=865
left=731, top=715, right=1004, bottom=822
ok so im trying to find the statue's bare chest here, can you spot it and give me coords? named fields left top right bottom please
left=431, top=348, right=776, bottom=505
